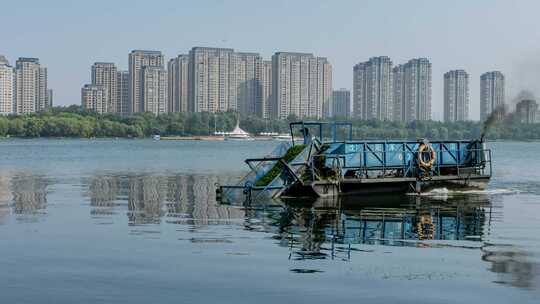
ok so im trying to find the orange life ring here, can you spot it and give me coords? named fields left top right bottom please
left=418, top=143, right=436, bottom=168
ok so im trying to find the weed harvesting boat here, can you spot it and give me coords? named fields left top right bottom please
left=216, top=121, right=492, bottom=203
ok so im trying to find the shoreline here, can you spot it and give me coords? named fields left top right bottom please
left=1, top=136, right=540, bottom=142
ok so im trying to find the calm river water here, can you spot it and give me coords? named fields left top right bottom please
left=0, top=139, right=539, bottom=303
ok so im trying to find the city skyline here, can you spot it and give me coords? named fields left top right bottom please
left=0, top=49, right=518, bottom=121
left=0, top=49, right=519, bottom=122
left=3, top=0, right=539, bottom=121
left=1, top=46, right=519, bottom=120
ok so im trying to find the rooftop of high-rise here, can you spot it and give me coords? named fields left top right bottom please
left=480, top=71, right=504, bottom=78
left=0, top=55, right=9, bottom=65
left=191, top=46, right=235, bottom=52
left=130, top=50, right=162, bottom=54
left=273, top=51, right=315, bottom=57
left=444, top=69, right=468, bottom=76
left=17, top=57, right=39, bottom=63
left=93, top=62, right=116, bottom=66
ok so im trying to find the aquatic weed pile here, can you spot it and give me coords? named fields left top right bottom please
left=255, top=144, right=307, bottom=186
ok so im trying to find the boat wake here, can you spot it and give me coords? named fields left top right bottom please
left=408, top=187, right=516, bottom=197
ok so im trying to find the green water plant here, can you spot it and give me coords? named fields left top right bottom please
left=255, top=144, right=307, bottom=187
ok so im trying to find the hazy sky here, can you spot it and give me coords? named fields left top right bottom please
left=2, top=0, right=540, bottom=120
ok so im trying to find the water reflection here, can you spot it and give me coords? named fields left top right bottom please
left=84, top=173, right=244, bottom=226
left=247, top=194, right=538, bottom=290
left=0, top=173, right=50, bottom=222
left=0, top=175, right=10, bottom=224
left=245, top=195, right=492, bottom=260
left=483, top=245, right=540, bottom=289
left=0, top=169, right=535, bottom=291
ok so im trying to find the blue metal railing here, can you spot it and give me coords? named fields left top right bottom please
left=311, top=147, right=492, bottom=179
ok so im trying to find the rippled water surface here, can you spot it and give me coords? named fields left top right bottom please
left=0, top=139, right=539, bottom=303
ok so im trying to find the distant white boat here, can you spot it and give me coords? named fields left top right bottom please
left=152, top=134, right=161, bottom=141
left=225, top=121, right=253, bottom=141
left=272, top=133, right=292, bottom=141
left=260, top=132, right=279, bottom=136
left=272, top=133, right=303, bottom=141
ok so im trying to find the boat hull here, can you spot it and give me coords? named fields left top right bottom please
left=225, top=137, right=254, bottom=141
left=285, top=175, right=491, bottom=198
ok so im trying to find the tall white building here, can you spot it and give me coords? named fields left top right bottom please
left=167, top=55, right=189, bottom=113
left=189, top=47, right=234, bottom=113
left=141, top=66, right=167, bottom=115
left=47, top=89, right=53, bottom=107
left=271, top=52, right=331, bottom=119
left=260, top=60, right=272, bottom=118
left=444, top=70, right=469, bottom=122
left=38, top=67, right=49, bottom=110
left=91, top=62, right=117, bottom=114
left=128, top=50, right=164, bottom=114
left=235, top=52, right=263, bottom=116
left=353, top=56, right=393, bottom=121
left=0, top=56, right=14, bottom=115
left=188, top=47, right=264, bottom=116
left=393, top=58, right=432, bottom=122
left=392, top=64, right=405, bottom=121
left=14, top=58, right=48, bottom=114
left=515, top=99, right=538, bottom=124
left=480, top=71, right=505, bottom=121
left=116, top=71, right=129, bottom=116
left=332, top=89, right=351, bottom=118
left=81, top=84, right=108, bottom=114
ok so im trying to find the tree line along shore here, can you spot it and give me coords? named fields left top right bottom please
left=0, top=105, right=537, bottom=140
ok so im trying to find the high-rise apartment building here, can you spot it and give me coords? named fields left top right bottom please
left=141, top=66, right=167, bottom=115
left=353, top=56, right=393, bottom=121
left=38, top=67, right=49, bottom=110
left=235, top=52, right=263, bottom=116
left=14, top=57, right=48, bottom=114
left=128, top=50, right=164, bottom=114
left=188, top=47, right=264, bottom=116
left=189, top=47, right=234, bottom=113
left=480, top=71, right=505, bottom=121
left=515, top=99, right=538, bottom=124
left=47, top=89, right=53, bottom=107
left=116, top=71, right=129, bottom=116
left=332, top=89, right=351, bottom=117
left=392, top=64, right=405, bottom=121
left=0, top=56, right=14, bottom=115
left=393, top=58, right=432, bottom=122
left=271, top=52, right=331, bottom=119
left=167, top=55, right=189, bottom=113
left=260, top=60, right=272, bottom=118
left=91, top=62, right=117, bottom=114
left=81, top=84, right=108, bottom=114
left=444, top=70, right=469, bottom=122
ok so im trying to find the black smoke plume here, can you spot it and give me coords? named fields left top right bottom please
left=480, top=90, right=536, bottom=141
left=481, top=105, right=506, bottom=141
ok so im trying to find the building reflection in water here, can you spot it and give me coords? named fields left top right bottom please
left=0, top=174, right=11, bottom=224
left=482, top=245, right=540, bottom=290
left=84, top=173, right=538, bottom=290
left=0, top=173, right=50, bottom=222
left=84, top=173, right=245, bottom=226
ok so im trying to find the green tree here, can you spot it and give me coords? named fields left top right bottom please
left=9, top=118, right=25, bottom=136
left=0, top=117, right=8, bottom=136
